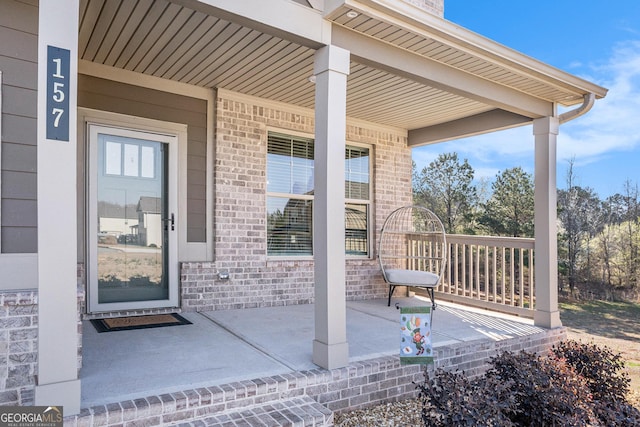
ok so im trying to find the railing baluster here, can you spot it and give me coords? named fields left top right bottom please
left=510, top=247, right=515, bottom=306
left=431, top=235, right=534, bottom=316
left=461, top=243, right=467, bottom=296
left=484, top=245, right=489, bottom=301
left=529, top=248, right=534, bottom=309
left=468, top=245, right=473, bottom=298
left=492, top=246, right=497, bottom=303
left=454, top=243, right=459, bottom=295
left=519, top=248, right=525, bottom=308
left=501, top=247, right=506, bottom=304
left=475, top=245, right=480, bottom=300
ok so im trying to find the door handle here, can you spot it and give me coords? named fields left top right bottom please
left=164, top=213, right=175, bottom=231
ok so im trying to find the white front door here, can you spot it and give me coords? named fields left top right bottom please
left=88, top=124, right=178, bottom=313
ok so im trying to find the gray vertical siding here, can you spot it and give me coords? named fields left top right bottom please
left=0, top=0, right=39, bottom=253
left=77, top=75, right=208, bottom=244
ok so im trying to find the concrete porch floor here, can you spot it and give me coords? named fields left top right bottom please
left=80, top=297, right=545, bottom=409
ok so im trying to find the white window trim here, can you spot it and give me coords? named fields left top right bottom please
left=266, top=131, right=315, bottom=259
left=265, top=128, right=374, bottom=259
left=344, top=140, right=373, bottom=259
left=86, top=123, right=179, bottom=313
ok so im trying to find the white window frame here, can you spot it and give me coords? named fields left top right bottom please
left=266, top=130, right=315, bottom=259
left=266, top=129, right=373, bottom=259
left=345, top=141, right=373, bottom=259
left=79, top=108, right=190, bottom=265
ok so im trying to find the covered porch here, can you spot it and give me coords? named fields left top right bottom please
left=68, top=297, right=563, bottom=425
left=33, top=0, right=607, bottom=416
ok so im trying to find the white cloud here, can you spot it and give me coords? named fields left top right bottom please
left=413, top=39, right=640, bottom=189
left=473, top=166, right=503, bottom=181
left=559, top=40, right=640, bottom=162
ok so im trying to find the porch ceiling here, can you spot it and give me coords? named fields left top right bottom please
left=78, top=0, right=606, bottom=133
left=325, top=0, right=594, bottom=106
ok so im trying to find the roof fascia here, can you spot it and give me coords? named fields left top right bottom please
left=308, top=0, right=324, bottom=10
left=332, top=26, right=553, bottom=118
left=328, top=0, right=608, bottom=102
left=174, top=0, right=331, bottom=48
left=408, top=109, right=532, bottom=146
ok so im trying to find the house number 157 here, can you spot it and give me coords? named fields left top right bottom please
left=46, top=46, right=70, bottom=141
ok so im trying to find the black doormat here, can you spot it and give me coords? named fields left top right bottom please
left=91, top=313, right=192, bottom=333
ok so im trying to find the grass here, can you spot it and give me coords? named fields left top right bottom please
left=559, top=299, right=640, bottom=407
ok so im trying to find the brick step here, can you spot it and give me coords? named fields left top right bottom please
left=182, top=395, right=333, bottom=427
left=68, top=374, right=336, bottom=426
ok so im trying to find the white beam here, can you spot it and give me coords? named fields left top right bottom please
left=174, top=0, right=331, bottom=47
left=313, top=45, right=350, bottom=370
left=408, top=109, right=532, bottom=146
left=332, top=26, right=553, bottom=119
left=35, top=0, right=81, bottom=414
left=533, top=116, right=562, bottom=329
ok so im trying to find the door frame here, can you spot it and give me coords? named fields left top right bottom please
left=81, top=109, right=186, bottom=313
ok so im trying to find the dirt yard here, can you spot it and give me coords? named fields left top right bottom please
left=559, top=299, right=640, bottom=407
left=98, top=245, right=163, bottom=284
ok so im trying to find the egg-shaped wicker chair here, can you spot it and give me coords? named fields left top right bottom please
left=378, top=205, right=447, bottom=307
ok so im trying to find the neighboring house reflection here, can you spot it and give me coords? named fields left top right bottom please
left=97, top=201, right=138, bottom=245
left=267, top=182, right=368, bottom=255
left=137, top=196, right=163, bottom=248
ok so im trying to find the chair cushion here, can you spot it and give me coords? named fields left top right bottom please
left=385, top=269, right=439, bottom=287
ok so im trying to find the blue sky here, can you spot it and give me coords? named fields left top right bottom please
left=412, top=1, right=640, bottom=199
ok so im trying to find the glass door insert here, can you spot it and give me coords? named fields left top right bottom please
left=88, top=125, right=178, bottom=312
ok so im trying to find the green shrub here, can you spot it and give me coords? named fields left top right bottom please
left=486, top=350, right=597, bottom=426
left=553, top=340, right=640, bottom=426
left=416, top=340, right=640, bottom=426
left=416, top=368, right=515, bottom=427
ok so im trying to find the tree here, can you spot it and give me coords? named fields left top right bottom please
left=622, top=180, right=640, bottom=289
left=586, top=183, right=640, bottom=294
left=557, top=161, right=603, bottom=295
left=480, top=167, right=534, bottom=237
left=413, top=153, right=477, bottom=234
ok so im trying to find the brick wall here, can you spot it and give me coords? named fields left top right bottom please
left=181, top=91, right=412, bottom=311
left=0, top=275, right=84, bottom=406
left=0, top=291, right=38, bottom=406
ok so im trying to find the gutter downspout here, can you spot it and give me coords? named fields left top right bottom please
left=558, top=93, right=596, bottom=124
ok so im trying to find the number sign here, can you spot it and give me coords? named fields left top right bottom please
left=46, top=46, right=70, bottom=141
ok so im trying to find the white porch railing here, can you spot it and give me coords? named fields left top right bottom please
left=434, top=234, right=536, bottom=318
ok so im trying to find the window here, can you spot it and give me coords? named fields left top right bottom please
left=267, top=132, right=372, bottom=257
left=345, top=145, right=371, bottom=256
left=267, top=133, right=314, bottom=256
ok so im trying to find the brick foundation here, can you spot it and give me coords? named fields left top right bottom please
left=0, top=274, right=85, bottom=406
left=0, top=291, right=38, bottom=406
left=65, top=327, right=566, bottom=426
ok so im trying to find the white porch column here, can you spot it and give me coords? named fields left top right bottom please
left=35, top=0, right=81, bottom=414
left=312, top=45, right=350, bottom=369
left=533, top=116, right=562, bottom=328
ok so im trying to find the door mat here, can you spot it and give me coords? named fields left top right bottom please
left=91, top=313, right=192, bottom=333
